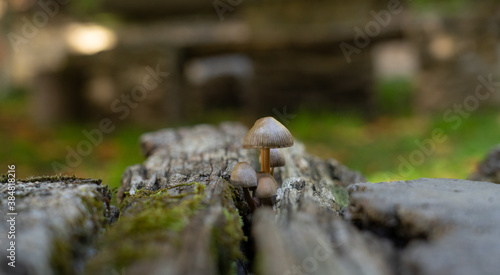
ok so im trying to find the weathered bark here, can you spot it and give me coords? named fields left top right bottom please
left=347, top=178, right=500, bottom=275
left=249, top=139, right=392, bottom=275
left=253, top=194, right=395, bottom=275
left=0, top=176, right=110, bottom=275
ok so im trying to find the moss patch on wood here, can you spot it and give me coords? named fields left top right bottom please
left=86, top=180, right=246, bottom=274
left=332, top=184, right=350, bottom=209
left=211, top=182, right=246, bottom=275
left=85, top=183, right=207, bottom=274
left=50, top=237, right=74, bottom=275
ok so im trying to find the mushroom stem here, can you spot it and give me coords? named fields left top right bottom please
left=271, top=167, right=275, bottom=177
left=261, top=148, right=271, bottom=173
left=243, top=188, right=257, bottom=212
left=260, top=197, right=275, bottom=207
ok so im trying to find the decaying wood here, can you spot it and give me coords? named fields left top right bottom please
left=112, top=122, right=500, bottom=275
left=0, top=177, right=109, bottom=275
left=89, top=177, right=241, bottom=275
left=247, top=138, right=392, bottom=275
left=253, top=202, right=395, bottom=275
left=109, top=122, right=369, bottom=275
left=91, top=123, right=253, bottom=274
left=5, top=122, right=499, bottom=274
left=347, top=178, right=500, bottom=275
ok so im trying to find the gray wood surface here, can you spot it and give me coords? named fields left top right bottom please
left=0, top=177, right=109, bottom=275
left=347, top=178, right=500, bottom=275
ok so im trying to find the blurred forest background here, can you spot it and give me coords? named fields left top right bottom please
left=1, top=0, right=500, bottom=188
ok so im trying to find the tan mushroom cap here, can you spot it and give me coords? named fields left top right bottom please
left=242, top=117, right=294, bottom=149
left=230, top=162, right=257, bottom=188
left=255, top=172, right=278, bottom=198
left=260, top=149, right=286, bottom=168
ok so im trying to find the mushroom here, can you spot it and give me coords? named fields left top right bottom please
left=243, top=117, right=294, bottom=173
left=260, top=148, right=286, bottom=176
left=255, top=172, right=278, bottom=207
left=230, top=162, right=258, bottom=212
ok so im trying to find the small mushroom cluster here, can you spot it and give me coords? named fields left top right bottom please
left=230, top=117, right=294, bottom=210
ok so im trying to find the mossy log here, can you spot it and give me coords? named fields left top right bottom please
left=104, top=122, right=372, bottom=275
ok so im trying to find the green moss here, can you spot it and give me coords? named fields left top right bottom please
left=332, top=185, right=350, bottom=209
left=165, top=182, right=196, bottom=189
left=119, top=182, right=202, bottom=211
left=86, top=181, right=246, bottom=274
left=225, top=183, right=239, bottom=204
left=85, top=183, right=206, bottom=274
left=80, top=187, right=109, bottom=228
left=50, top=237, right=74, bottom=275
left=211, top=181, right=246, bottom=275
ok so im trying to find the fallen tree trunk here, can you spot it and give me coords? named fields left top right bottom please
left=106, top=122, right=500, bottom=275
left=4, top=122, right=500, bottom=274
